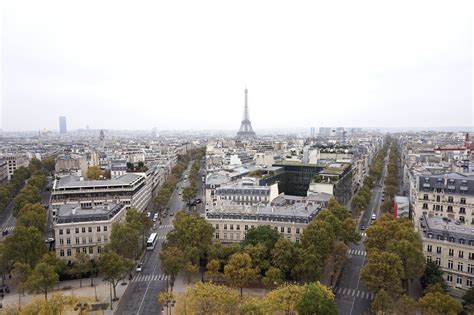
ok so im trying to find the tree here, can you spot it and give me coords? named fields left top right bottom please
left=262, top=267, right=283, bottom=289
left=98, top=251, right=132, bottom=300
left=393, top=294, right=418, bottom=315
left=109, top=222, right=140, bottom=261
left=205, top=259, right=222, bottom=282
left=3, top=226, right=47, bottom=267
left=387, top=239, right=425, bottom=288
left=11, top=262, right=32, bottom=309
left=126, top=208, right=153, bottom=250
left=224, top=252, right=259, bottom=297
left=182, top=186, right=196, bottom=204
left=265, top=284, right=303, bottom=314
left=160, top=246, right=186, bottom=291
left=371, top=289, right=394, bottom=315
left=12, top=185, right=42, bottom=216
left=16, top=203, right=47, bottom=233
left=42, top=156, right=56, bottom=175
left=296, top=282, right=337, bottom=315
left=361, top=251, right=404, bottom=294
left=271, top=238, right=297, bottom=279
left=243, top=243, right=268, bottom=275
left=419, top=291, right=463, bottom=315
left=28, top=158, right=43, bottom=173
left=242, top=225, right=281, bottom=257
left=176, top=281, right=241, bottom=315
left=421, top=261, right=447, bottom=291
left=12, top=294, right=91, bottom=315
left=86, top=166, right=103, bottom=180
left=71, top=252, right=91, bottom=288
left=25, top=262, right=59, bottom=300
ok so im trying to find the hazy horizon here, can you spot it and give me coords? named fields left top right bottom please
left=1, top=1, right=472, bottom=132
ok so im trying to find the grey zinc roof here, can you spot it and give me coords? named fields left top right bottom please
left=56, top=173, right=143, bottom=189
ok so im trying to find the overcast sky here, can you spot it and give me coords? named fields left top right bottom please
left=1, top=1, right=472, bottom=132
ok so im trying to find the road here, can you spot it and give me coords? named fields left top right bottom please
left=116, top=160, right=205, bottom=315
left=335, top=151, right=389, bottom=315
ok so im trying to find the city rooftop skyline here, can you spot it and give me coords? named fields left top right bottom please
left=1, top=1, right=472, bottom=132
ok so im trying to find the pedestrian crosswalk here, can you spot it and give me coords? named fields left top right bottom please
left=347, top=249, right=367, bottom=257
left=132, top=274, right=170, bottom=282
left=334, top=287, right=374, bottom=300
left=158, top=235, right=166, bottom=240
left=360, top=232, right=367, bottom=237
left=158, top=224, right=173, bottom=229
left=1, top=226, right=15, bottom=232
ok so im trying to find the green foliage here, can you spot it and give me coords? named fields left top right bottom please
left=262, top=267, right=283, bottom=289
left=86, top=166, right=103, bottom=180
left=296, top=282, right=337, bottom=315
left=108, top=222, right=140, bottom=261
left=242, top=225, right=281, bottom=256
left=361, top=251, right=404, bottom=294
left=25, top=262, right=59, bottom=300
left=12, top=184, right=42, bottom=217
left=16, top=203, right=47, bottom=233
left=419, top=291, right=463, bottom=315
left=421, top=261, right=447, bottom=291
left=3, top=226, right=47, bottom=267
left=42, top=156, right=56, bottom=174
left=224, top=252, right=259, bottom=296
left=160, top=246, right=186, bottom=291
left=98, top=251, right=132, bottom=299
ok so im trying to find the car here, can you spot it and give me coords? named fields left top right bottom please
left=146, top=212, right=151, bottom=218
left=195, top=199, right=202, bottom=204
left=178, top=191, right=182, bottom=195
left=169, top=212, right=174, bottom=216
left=153, top=217, right=157, bottom=222
left=371, top=213, right=376, bottom=220
left=136, top=263, right=143, bottom=272
left=360, top=225, right=366, bottom=230
left=0, top=285, right=9, bottom=294
left=2, top=230, right=8, bottom=236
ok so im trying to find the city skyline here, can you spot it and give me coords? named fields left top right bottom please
left=1, top=1, right=472, bottom=132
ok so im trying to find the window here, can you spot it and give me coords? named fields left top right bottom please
left=468, top=264, right=474, bottom=274
left=76, top=248, right=80, bottom=254
left=448, top=196, right=453, bottom=203
left=66, top=229, right=70, bottom=234
left=97, top=236, right=102, bottom=243
left=82, top=247, right=87, bottom=253
left=423, top=194, right=429, bottom=200
left=435, top=257, right=441, bottom=266
left=468, top=278, right=473, bottom=288
left=59, top=250, right=64, bottom=257
left=422, top=203, right=428, bottom=210
left=447, top=273, right=453, bottom=282
left=88, top=227, right=92, bottom=233
left=460, top=251, right=465, bottom=258
left=75, top=228, right=79, bottom=233
left=82, top=237, right=86, bottom=244
left=89, top=236, right=93, bottom=243
left=447, top=206, right=453, bottom=212
left=223, top=233, right=227, bottom=240
left=296, top=228, right=300, bottom=234
left=470, top=253, right=474, bottom=260
left=215, top=224, right=219, bottom=230
left=59, top=238, right=64, bottom=245
left=215, top=233, right=219, bottom=239
left=230, top=224, right=234, bottom=230
left=457, top=276, right=463, bottom=285
left=448, top=260, right=453, bottom=269
left=66, top=238, right=71, bottom=245
left=224, top=224, right=227, bottom=230
left=287, top=227, right=291, bottom=233
left=436, top=247, right=442, bottom=254
left=458, top=262, right=464, bottom=271
left=236, top=225, right=240, bottom=230
left=104, top=235, right=108, bottom=242
left=436, top=196, right=440, bottom=202
left=461, top=198, right=466, bottom=205
left=59, top=229, right=63, bottom=235
left=75, top=237, right=80, bottom=244
left=449, top=249, right=454, bottom=256
left=426, top=256, right=432, bottom=263
left=280, top=227, right=284, bottom=233
left=89, top=247, right=93, bottom=254
left=97, top=226, right=101, bottom=232
left=97, top=246, right=102, bottom=253
left=427, top=245, right=432, bottom=252
left=245, top=225, right=249, bottom=231
left=460, top=207, right=466, bottom=214
left=104, top=226, right=108, bottom=232
left=67, top=249, right=71, bottom=256
left=82, top=227, right=86, bottom=233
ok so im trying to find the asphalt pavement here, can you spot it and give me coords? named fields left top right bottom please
left=335, top=151, right=389, bottom=315
left=116, top=162, right=204, bottom=315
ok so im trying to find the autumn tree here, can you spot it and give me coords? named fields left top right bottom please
left=296, top=282, right=337, bottom=315
left=224, top=252, right=259, bottom=297
left=271, top=238, right=297, bottom=280
left=242, top=225, right=281, bottom=256
left=70, top=252, right=92, bottom=288
left=419, top=291, right=462, bottom=315
left=205, top=259, right=222, bottom=282
left=3, top=226, right=47, bottom=267
left=86, top=166, right=103, bottom=180
left=371, top=289, right=395, bottom=315
left=262, top=267, right=284, bottom=289
left=361, top=251, right=404, bottom=294
left=160, top=246, right=186, bottom=291
left=265, top=284, right=303, bottom=314
left=11, top=262, right=32, bottom=309
left=126, top=208, right=153, bottom=250
left=16, top=203, right=47, bottom=233
left=109, top=222, right=140, bottom=261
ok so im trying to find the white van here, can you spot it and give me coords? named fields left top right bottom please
left=371, top=213, right=376, bottom=220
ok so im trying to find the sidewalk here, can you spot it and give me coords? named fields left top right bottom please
left=1, top=276, right=129, bottom=314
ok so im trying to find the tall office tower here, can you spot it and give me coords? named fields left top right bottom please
left=59, top=116, right=67, bottom=134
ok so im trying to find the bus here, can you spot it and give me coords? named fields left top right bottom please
left=146, top=233, right=158, bottom=251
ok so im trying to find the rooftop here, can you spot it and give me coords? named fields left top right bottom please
left=55, top=173, right=144, bottom=189
left=422, top=215, right=474, bottom=239
left=55, top=202, right=125, bottom=224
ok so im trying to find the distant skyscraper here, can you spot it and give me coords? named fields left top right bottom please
left=310, top=127, right=315, bottom=137
left=59, top=116, right=67, bottom=134
left=236, top=87, right=256, bottom=139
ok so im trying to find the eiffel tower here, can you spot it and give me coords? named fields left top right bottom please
left=236, top=87, right=256, bottom=139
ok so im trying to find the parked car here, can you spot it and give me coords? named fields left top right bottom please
left=2, top=230, right=8, bottom=236
left=146, top=212, right=151, bottom=218
left=0, top=286, right=10, bottom=294
left=136, top=263, right=143, bottom=272
left=360, top=225, right=366, bottom=230
left=371, top=213, right=376, bottom=220
left=169, top=212, right=174, bottom=216
left=195, top=199, right=202, bottom=204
